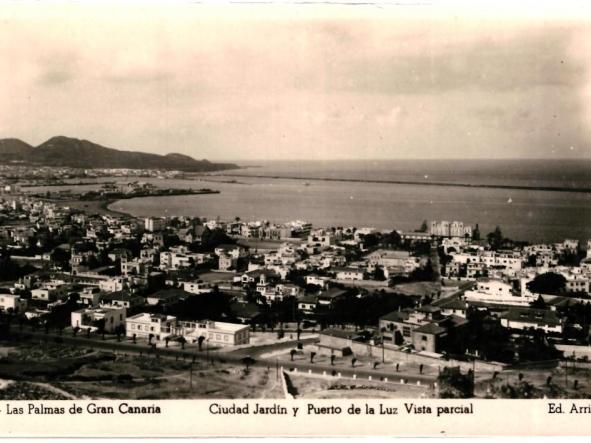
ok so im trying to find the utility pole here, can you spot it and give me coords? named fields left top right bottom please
left=276, top=358, right=279, bottom=381
left=189, top=361, right=193, bottom=391
left=382, top=333, right=385, bottom=363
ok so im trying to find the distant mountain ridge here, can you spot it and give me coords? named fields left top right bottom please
left=0, top=136, right=239, bottom=172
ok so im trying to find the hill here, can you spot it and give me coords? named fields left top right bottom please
left=0, top=136, right=239, bottom=172
left=0, top=139, right=35, bottom=161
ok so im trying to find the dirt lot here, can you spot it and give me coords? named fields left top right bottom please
left=0, top=342, right=284, bottom=399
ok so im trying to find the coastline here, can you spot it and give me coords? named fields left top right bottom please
left=216, top=173, right=591, bottom=194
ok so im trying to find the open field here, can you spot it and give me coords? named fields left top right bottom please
left=0, top=342, right=284, bottom=399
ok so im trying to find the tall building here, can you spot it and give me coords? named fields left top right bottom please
left=145, top=217, right=166, bottom=232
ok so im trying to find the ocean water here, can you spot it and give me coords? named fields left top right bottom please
left=106, top=159, right=591, bottom=244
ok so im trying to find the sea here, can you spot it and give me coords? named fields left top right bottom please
left=53, top=159, right=591, bottom=244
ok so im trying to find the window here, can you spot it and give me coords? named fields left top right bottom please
left=224, top=335, right=228, bottom=341
left=422, top=335, right=427, bottom=341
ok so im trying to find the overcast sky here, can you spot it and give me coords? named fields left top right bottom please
left=1, top=2, right=591, bottom=160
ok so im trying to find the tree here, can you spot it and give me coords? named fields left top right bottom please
left=330, top=354, right=336, bottom=366
left=472, top=224, right=481, bottom=241
left=241, top=356, right=255, bottom=371
left=372, top=265, right=386, bottom=281
left=148, top=333, right=155, bottom=345
left=114, top=324, right=125, bottom=342
left=486, top=226, right=503, bottom=250
left=165, top=337, right=170, bottom=348
left=310, top=352, right=316, bottom=364
left=132, top=333, right=137, bottom=344
left=290, top=349, right=297, bottom=361
left=72, top=326, right=80, bottom=337
left=527, top=272, right=567, bottom=296
left=419, top=220, right=428, bottom=233
left=437, top=367, right=474, bottom=398
left=351, top=357, right=357, bottom=368
left=530, top=295, right=547, bottom=309
left=178, top=336, right=187, bottom=350
left=198, top=335, right=205, bottom=351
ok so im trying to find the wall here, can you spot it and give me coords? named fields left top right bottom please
left=318, top=334, right=507, bottom=372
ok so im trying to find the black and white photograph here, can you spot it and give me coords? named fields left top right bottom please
left=0, top=0, right=590, bottom=414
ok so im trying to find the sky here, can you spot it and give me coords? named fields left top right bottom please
left=1, top=2, right=591, bottom=161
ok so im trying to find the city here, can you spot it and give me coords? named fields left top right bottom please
left=0, top=169, right=589, bottom=400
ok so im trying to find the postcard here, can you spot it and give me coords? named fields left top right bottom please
left=0, top=0, right=590, bottom=437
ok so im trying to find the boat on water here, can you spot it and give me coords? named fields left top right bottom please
left=507, top=197, right=513, bottom=203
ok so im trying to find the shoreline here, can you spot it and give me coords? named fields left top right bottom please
left=215, top=173, right=591, bottom=194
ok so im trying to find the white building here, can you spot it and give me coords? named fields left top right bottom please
left=71, top=307, right=126, bottom=333
left=145, top=217, right=166, bottom=232
left=183, top=281, right=212, bottom=295
left=334, top=267, right=364, bottom=281
left=126, top=313, right=177, bottom=341
left=464, top=278, right=535, bottom=306
left=178, top=320, right=250, bottom=346
left=0, top=294, right=27, bottom=313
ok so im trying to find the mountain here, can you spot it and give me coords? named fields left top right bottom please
left=0, top=136, right=239, bottom=172
left=0, top=139, right=35, bottom=161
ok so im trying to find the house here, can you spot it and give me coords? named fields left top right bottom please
left=182, top=281, right=212, bottom=295
left=78, top=286, right=103, bottom=307
left=177, top=320, right=250, bottom=346
left=71, top=307, right=126, bottom=333
left=317, top=288, right=348, bottom=306
left=0, top=294, right=27, bottom=313
left=297, top=294, right=318, bottom=313
left=218, top=254, right=237, bottom=271
left=214, top=244, right=246, bottom=259
left=230, top=302, right=262, bottom=324
left=126, top=313, right=177, bottom=341
left=305, top=275, right=330, bottom=289
left=332, top=267, right=365, bottom=281
left=464, top=278, right=534, bottom=306
left=434, top=298, right=469, bottom=318
left=410, top=315, right=468, bottom=353
left=99, top=277, right=127, bottom=293
left=99, top=291, right=146, bottom=310
left=499, top=308, right=563, bottom=334
left=31, top=281, right=73, bottom=302
left=146, top=289, right=189, bottom=306
left=379, top=305, right=468, bottom=351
